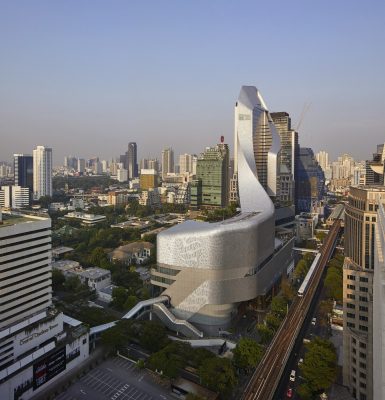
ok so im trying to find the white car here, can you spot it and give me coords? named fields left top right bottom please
left=311, top=317, right=316, bottom=326
left=290, top=370, right=296, bottom=382
left=298, top=358, right=304, bottom=365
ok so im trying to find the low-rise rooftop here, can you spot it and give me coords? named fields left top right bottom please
left=79, top=267, right=111, bottom=280
left=0, top=211, right=49, bottom=229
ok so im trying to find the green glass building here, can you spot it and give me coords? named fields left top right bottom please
left=195, top=143, right=229, bottom=208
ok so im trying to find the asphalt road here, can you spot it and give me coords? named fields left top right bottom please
left=55, top=356, right=174, bottom=400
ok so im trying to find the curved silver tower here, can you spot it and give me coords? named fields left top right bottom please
left=152, top=86, right=293, bottom=334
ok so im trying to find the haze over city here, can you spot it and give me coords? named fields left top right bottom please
left=1, top=0, right=384, bottom=163
left=3, top=1, right=385, bottom=400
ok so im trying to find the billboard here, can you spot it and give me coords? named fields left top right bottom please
left=33, top=347, right=66, bottom=390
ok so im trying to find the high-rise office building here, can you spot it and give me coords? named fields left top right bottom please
left=315, top=150, right=329, bottom=172
left=101, top=160, right=108, bottom=173
left=270, top=112, right=298, bottom=177
left=148, top=158, right=159, bottom=172
left=127, top=142, right=138, bottom=179
left=140, top=169, right=158, bottom=190
left=295, top=147, right=325, bottom=213
left=0, top=186, right=30, bottom=209
left=33, top=146, right=52, bottom=199
left=140, top=158, right=148, bottom=171
left=196, top=141, right=229, bottom=207
left=141, top=158, right=159, bottom=173
left=179, top=154, right=196, bottom=174
left=0, top=211, right=89, bottom=399
left=162, top=147, right=174, bottom=179
left=14, top=154, right=33, bottom=193
left=373, top=203, right=385, bottom=400
left=343, top=185, right=385, bottom=400
left=0, top=164, right=11, bottom=178
left=120, top=153, right=127, bottom=169
left=64, top=156, right=77, bottom=170
left=77, top=158, right=86, bottom=174
left=271, top=112, right=298, bottom=205
left=93, top=161, right=103, bottom=175
left=117, top=168, right=128, bottom=182
left=365, top=144, right=385, bottom=186
left=233, top=89, right=279, bottom=198
left=353, top=163, right=366, bottom=186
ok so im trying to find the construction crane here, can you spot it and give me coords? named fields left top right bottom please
left=296, top=102, right=312, bottom=132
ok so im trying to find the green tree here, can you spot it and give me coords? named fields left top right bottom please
left=300, top=337, right=337, bottom=393
left=318, top=300, right=333, bottom=326
left=52, top=269, right=65, bottom=290
left=199, top=357, right=237, bottom=397
left=124, top=295, right=138, bottom=310
left=280, top=277, right=296, bottom=302
left=147, top=341, right=191, bottom=378
left=256, top=324, right=274, bottom=345
left=316, top=231, right=326, bottom=243
left=297, top=383, right=313, bottom=400
left=303, top=253, right=315, bottom=264
left=148, top=348, right=183, bottom=378
left=270, top=296, right=288, bottom=318
left=265, top=313, right=281, bottom=331
left=324, top=266, right=343, bottom=301
left=101, top=324, right=126, bottom=350
left=88, top=247, right=107, bottom=267
left=136, top=359, right=145, bottom=369
left=73, top=306, right=116, bottom=326
left=189, top=347, right=216, bottom=368
left=294, top=259, right=310, bottom=281
left=63, top=275, right=82, bottom=292
left=112, top=269, right=142, bottom=291
left=138, top=287, right=151, bottom=300
left=37, top=195, right=52, bottom=208
left=233, top=338, right=264, bottom=371
left=111, top=286, right=128, bottom=310
left=139, top=321, right=169, bottom=352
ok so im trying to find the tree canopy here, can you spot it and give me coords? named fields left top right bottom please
left=198, top=357, right=237, bottom=397
left=256, top=324, right=275, bottom=345
left=293, top=259, right=311, bottom=281
left=233, top=338, right=264, bottom=371
left=300, top=337, right=338, bottom=394
left=270, top=295, right=288, bottom=318
left=324, top=256, right=343, bottom=301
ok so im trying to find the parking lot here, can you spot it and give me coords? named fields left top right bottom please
left=56, top=356, right=173, bottom=400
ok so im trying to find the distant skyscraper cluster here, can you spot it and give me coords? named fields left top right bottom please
left=315, top=150, right=367, bottom=190
left=0, top=146, right=52, bottom=209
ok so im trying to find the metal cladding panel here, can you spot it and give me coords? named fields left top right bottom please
left=157, top=214, right=273, bottom=270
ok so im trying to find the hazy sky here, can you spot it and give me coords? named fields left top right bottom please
left=1, top=0, right=384, bottom=165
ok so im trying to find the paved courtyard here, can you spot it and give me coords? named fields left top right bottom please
left=56, top=356, right=173, bottom=400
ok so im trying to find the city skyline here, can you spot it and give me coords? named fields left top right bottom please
left=1, top=1, right=384, bottom=162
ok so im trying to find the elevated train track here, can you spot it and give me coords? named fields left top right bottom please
left=242, top=220, right=341, bottom=400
